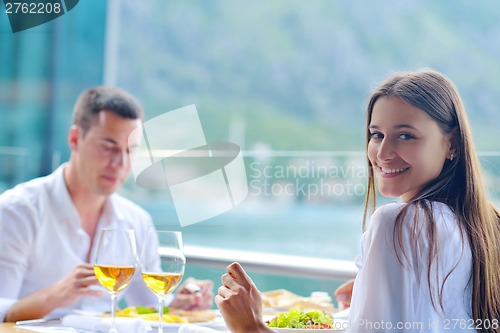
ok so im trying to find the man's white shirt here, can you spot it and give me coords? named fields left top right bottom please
left=0, top=164, right=161, bottom=321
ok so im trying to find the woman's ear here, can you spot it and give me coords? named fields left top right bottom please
left=447, top=127, right=459, bottom=160
left=68, top=125, right=80, bottom=151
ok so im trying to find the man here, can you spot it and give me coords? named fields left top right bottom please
left=0, top=87, right=213, bottom=322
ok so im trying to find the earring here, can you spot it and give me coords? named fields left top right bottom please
left=449, top=154, right=454, bottom=161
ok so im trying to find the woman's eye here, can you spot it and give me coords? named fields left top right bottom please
left=369, top=132, right=383, bottom=139
left=399, top=133, right=415, bottom=140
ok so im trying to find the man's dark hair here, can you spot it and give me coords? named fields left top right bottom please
left=72, top=86, right=144, bottom=136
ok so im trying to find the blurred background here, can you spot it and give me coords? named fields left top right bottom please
left=2, top=0, right=500, bottom=305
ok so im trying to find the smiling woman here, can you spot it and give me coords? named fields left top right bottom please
left=356, top=69, right=500, bottom=333
left=214, top=69, right=500, bottom=333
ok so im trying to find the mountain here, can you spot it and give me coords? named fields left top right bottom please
left=115, top=0, right=500, bottom=151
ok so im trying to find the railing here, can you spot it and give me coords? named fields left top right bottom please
left=159, top=245, right=358, bottom=280
left=0, top=146, right=28, bottom=156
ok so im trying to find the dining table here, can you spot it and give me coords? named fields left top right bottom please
left=0, top=323, right=17, bottom=333
left=0, top=322, right=196, bottom=333
left=0, top=321, right=229, bottom=333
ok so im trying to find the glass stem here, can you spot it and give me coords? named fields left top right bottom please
left=110, top=292, right=118, bottom=333
left=158, top=295, right=165, bottom=333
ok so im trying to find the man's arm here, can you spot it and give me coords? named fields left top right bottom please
left=0, top=195, right=37, bottom=322
left=4, top=263, right=103, bottom=322
left=5, top=286, right=57, bottom=322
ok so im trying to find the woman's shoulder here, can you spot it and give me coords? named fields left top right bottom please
left=366, top=201, right=462, bottom=267
left=370, top=201, right=406, bottom=223
left=370, top=200, right=455, bottom=229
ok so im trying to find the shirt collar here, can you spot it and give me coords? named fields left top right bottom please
left=100, top=194, right=127, bottom=227
left=50, top=163, right=81, bottom=222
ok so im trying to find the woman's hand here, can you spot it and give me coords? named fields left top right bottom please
left=215, top=262, right=275, bottom=333
left=334, top=278, right=355, bottom=309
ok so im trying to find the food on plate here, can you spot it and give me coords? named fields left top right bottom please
left=266, top=309, right=334, bottom=329
left=171, top=309, right=217, bottom=323
left=115, top=306, right=216, bottom=324
left=261, top=289, right=335, bottom=313
left=115, top=306, right=187, bottom=323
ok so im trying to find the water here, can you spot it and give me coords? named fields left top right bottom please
left=142, top=199, right=364, bottom=261
left=137, top=198, right=365, bottom=303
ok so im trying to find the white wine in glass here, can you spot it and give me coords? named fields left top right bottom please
left=93, top=228, right=137, bottom=333
left=141, top=230, right=185, bottom=333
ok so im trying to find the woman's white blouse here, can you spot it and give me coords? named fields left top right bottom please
left=348, top=202, right=474, bottom=332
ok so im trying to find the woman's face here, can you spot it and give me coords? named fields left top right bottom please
left=367, top=95, right=453, bottom=201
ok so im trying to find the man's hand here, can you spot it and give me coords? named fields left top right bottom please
left=169, top=277, right=214, bottom=310
left=50, top=263, right=103, bottom=307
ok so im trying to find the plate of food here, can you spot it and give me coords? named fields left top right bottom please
left=265, top=309, right=347, bottom=332
left=113, top=306, right=225, bottom=328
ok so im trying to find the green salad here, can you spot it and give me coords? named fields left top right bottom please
left=266, top=309, right=334, bottom=329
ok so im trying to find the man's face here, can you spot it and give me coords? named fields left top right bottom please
left=74, top=111, right=142, bottom=196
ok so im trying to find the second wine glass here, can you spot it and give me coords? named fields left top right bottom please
left=140, top=230, right=185, bottom=333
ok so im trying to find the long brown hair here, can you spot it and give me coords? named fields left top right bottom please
left=363, top=69, right=500, bottom=330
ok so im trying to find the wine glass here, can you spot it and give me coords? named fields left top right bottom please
left=140, top=230, right=185, bottom=333
left=93, top=228, right=138, bottom=333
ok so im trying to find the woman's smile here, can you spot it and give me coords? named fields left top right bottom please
left=379, top=166, right=410, bottom=175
